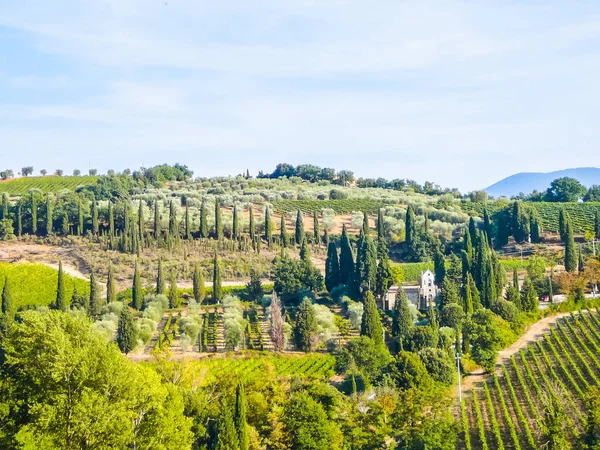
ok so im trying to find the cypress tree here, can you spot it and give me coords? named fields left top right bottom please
left=264, top=207, right=272, bottom=247
left=234, top=383, right=249, bottom=450
left=483, top=207, right=492, bottom=246
left=354, top=231, right=377, bottom=297
left=405, top=204, right=415, bottom=246
left=199, top=199, right=208, bottom=238
left=339, top=224, right=355, bottom=285
left=185, top=204, right=191, bottom=240
left=360, top=291, right=384, bottom=346
left=55, top=261, right=67, bottom=311
left=464, top=228, right=473, bottom=266
left=520, top=277, right=538, bottom=312
left=138, top=200, right=145, bottom=248
left=496, top=210, right=510, bottom=248
left=377, top=208, right=385, bottom=239
left=193, top=263, right=206, bottom=304
left=45, top=195, right=53, bottom=236
left=169, top=200, right=177, bottom=237
left=1, top=277, right=13, bottom=316
left=325, top=242, right=341, bottom=292
left=462, top=273, right=474, bottom=315
left=559, top=208, right=568, bottom=242
left=295, top=210, right=304, bottom=245
left=596, top=210, right=600, bottom=240
left=391, top=287, right=412, bottom=350
left=482, top=256, right=496, bottom=308
left=16, top=204, right=22, bottom=237
left=108, top=201, right=115, bottom=238
left=579, top=249, right=585, bottom=272
left=468, top=217, right=477, bottom=247
left=232, top=205, right=239, bottom=240
left=153, top=200, right=160, bottom=239
left=423, top=210, right=429, bottom=232
left=279, top=214, right=288, bottom=248
left=107, top=263, right=116, bottom=304
left=300, top=236, right=310, bottom=263
left=294, top=299, right=318, bottom=352
left=91, top=200, right=98, bottom=235
left=214, top=199, right=223, bottom=240
left=548, top=275, right=554, bottom=304
left=1, top=193, right=8, bottom=220
left=469, top=272, right=481, bottom=309
left=31, top=191, right=38, bottom=234
left=492, top=252, right=504, bottom=301
left=132, top=261, right=143, bottom=310
left=362, top=212, right=369, bottom=236
left=375, top=238, right=392, bottom=298
left=474, top=236, right=487, bottom=291
left=513, top=269, right=519, bottom=291
left=433, top=248, right=446, bottom=286
left=248, top=205, right=255, bottom=241
left=564, top=220, right=577, bottom=273
left=323, top=227, right=329, bottom=246
left=169, top=271, right=178, bottom=308
left=116, top=305, right=137, bottom=354
left=89, top=270, right=104, bottom=316
left=213, top=253, right=222, bottom=302
left=313, top=210, right=320, bottom=244
left=215, top=405, right=239, bottom=450
left=77, top=201, right=84, bottom=236
left=156, top=259, right=165, bottom=295
left=530, top=212, right=541, bottom=243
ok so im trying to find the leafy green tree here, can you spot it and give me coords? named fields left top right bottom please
left=295, top=210, right=304, bottom=245
left=391, top=288, right=413, bottom=351
left=495, top=209, right=510, bottom=248
left=280, top=214, right=288, bottom=247
left=295, top=299, right=318, bottom=351
left=463, top=309, right=504, bottom=371
left=169, top=271, right=178, bottom=309
left=117, top=305, right=137, bottom=354
left=234, top=384, right=249, bottom=450
left=405, top=204, right=415, bottom=246
left=438, top=278, right=460, bottom=310
left=440, top=303, right=465, bottom=331
left=192, top=263, right=205, bottom=303
left=89, top=270, right=103, bottom=316
left=273, top=257, right=303, bottom=300
left=565, top=220, right=577, bottom=272
left=1, top=277, right=13, bottom=317
left=386, top=351, right=433, bottom=391
left=156, top=259, right=165, bottom=295
left=213, top=253, right=222, bottom=302
left=520, top=276, right=538, bottom=312
left=325, top=242, right=341, bottom=292
left=55, top=261, right=68, bottom=311
left=107, top=263, right=116, bottom=304
left=132, top=261, right=143, bottom=310
left=360, top=291, right=384, bottom=347
left=545, top=177, right=586, bottom=202
left=418, top=347, right=455, bottom=385
left=246, top=270, right=264, bottom=302
left=282, top=391, right=341, bottom=450
left=336, top=335, right=391, bottom=383
left=338, top=224, right=355, bottom=285
left=512, top=201, right=529, bottom=243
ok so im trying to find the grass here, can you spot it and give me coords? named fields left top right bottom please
left=0, top=262, right=90, bottom=309
left=0, top=176, right=98, bottom=195
left=271, top=199, right=388, bottom=215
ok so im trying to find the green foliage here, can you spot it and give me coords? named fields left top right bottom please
left=234, top=384, right=249, bottom=450
left=193, top=263, right=206, bottom=303
left=1, top=277, right=13, bottom=316
left=391, top=287, right=413, bottom=350
left=0, top=176, right=98, bottom=195
left=213, top=253, right=223, bottom=302
left=116, top=306, right=137, bottom=354
left=565, top=220, right=578, bottom=272
left=385, top=351, right=433, bottom=391
left=295, top=299, right=318, bottom=352
left=325, top=242, right=341, bottom=292
left=272, top=199, right=385, bottom=215
left=132, top=261, right=143, bottom=310
left=360, top=291, right=383, bottom=346
left=338, top=224, right=355, bottom=286
left=335, top=336, right=391, bottom=382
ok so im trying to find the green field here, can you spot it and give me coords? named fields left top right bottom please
left=271, top=199, right=389, bottom=215
left=0, top=262, right=90, bottom=309
left=0, top=176, right=98, bottom=195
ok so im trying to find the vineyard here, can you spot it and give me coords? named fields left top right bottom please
left=271, top=199, right=388, bottom=215
left=191, top=354, right=336, bottom=386
left=0, top=175, right=98, bottom=195
left=460, top=310, right=600, bottom=449
left=0, top=262, right=90, bottom=309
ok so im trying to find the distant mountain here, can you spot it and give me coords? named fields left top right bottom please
left=484, top=167, right=600, bottom=198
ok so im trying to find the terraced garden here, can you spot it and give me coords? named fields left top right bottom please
left=460, top=310, right=600, bottom=449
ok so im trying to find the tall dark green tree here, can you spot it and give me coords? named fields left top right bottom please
left=55, top=261, right=67, bottom=311
left=462, top=273, right=475, bottom=315
left=89, top=270, right=102, bottom=316
left=313, top=211, right=320, bottom=244
left=45, top=195, right=53, bottom=236
left=463, top=228, right=473, bottom=267
left=169, top=271, right=178, bottom=309
left=169, top=200, right=177, bottom=237
left=184, top=204, right=191, bottom=240
left=434, top=248, right=446, bottom=286
left=361, top=291, right=384, bottom=346
left=375, top=239, right=392, bottom=298
left=596, top=210, right=600, bottom=240
left=132, top=261, right=143, bottom=310
left=512, top=201, right=529, bottom=243
left=564, top=220, right=577, bottom=273
left=362, top=212, right=369, bottom=236
left=391, top=287, right=412, bottom=351
left=1, top=193, right=8, bottom=220
left=91, top=200, right=99, bottom=236
left=325, top=242, right=341, bottom=292
left=248, top=205, right=255, bottom=241
left=31, top=191, right=38, bottom=235
left=295, top=210, right=304, bottom=245
left=339, top=224, right=355, bottom=285
left=138, top=200, right=145, bottom=248
left=495, top=210, right=510, bottom=248
left=548, top=275, right=554, bottom=304
left=559, top=208, right=568, bottom=242
left=294, top=299, right=318, bottom=352
left=354, top=230, right=377, bottom=297
left=579, top=249, right=585, bottom=273
left=193, top=263, right=205, bottom=304
left=1, top=276, right=13, bottom=316
left=280, top=214, right=288, bottom=248
left=234, top=383, right=249, bottom=450
left=405, top=204, right=415, bottom=246
left=77, top=201, right=84, bottom=236
left=153, top=200, right=161, bottom=240
left=213, top=253, right=222, bottom=302
left=468, top=217, right=477, bottom=248
left=16, top=204, right=22, bottom=237
left=231, top=205, right=239, bottom=240
left=116, top=305, right=137, bottom=354
left=199, top=199, right=208, bottom=238
left=264, top=207, right=272, bottom=247
left=156, top=259, right=165, bottom=295
left=215, top=405, right=239, bottom=450
left=520, top=277, right=538, bottom=312
left=214, top=199, right=223, bottom=240
left=483, top=207, right=493, bottom=246
left=107, top=263, right=116, bottom=304
left=108, top=201, right=115, bottom=238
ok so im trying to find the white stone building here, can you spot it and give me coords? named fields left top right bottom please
left=383, top=269, right=440, bottom=311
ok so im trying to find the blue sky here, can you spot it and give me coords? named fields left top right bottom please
left=1, top=1, right=600, bottom=191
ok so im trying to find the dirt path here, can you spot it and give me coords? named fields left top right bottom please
left=462, top=312, right=571, bottom=392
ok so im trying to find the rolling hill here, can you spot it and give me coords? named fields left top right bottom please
left=485, top=167, right=600, bottom=198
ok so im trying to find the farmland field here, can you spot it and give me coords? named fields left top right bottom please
left=0, top=262, right=90, bottom=309
left=0, top=175, right=98, bottom=195
left=460, top=310, right=600, bottom=449
left=271, top=199, right=389, bottom=215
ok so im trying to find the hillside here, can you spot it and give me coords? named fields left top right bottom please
left=484, top=167, right=600, bottom=198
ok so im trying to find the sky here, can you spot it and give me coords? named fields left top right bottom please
left=1, top=1, right=600, bottom=191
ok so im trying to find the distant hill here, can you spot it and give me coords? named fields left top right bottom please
left=484, top=167, right=600, bottom=198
